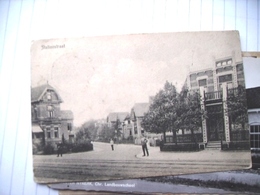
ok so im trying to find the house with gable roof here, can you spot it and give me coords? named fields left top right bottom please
left=31, top=84, right=74, bottom=145
left=130, top=102, right=150, bottom=143
left=107, top=112, right=129, bottom=140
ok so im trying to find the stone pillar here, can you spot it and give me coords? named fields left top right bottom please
left=200, top=87, right=207, bottom=143
left=232, top=65, right=238, bottom=88
left=213, top=69, right=218, bottom=91
left=222, top=83, right=230, bottom=143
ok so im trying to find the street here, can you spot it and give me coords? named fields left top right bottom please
left=33, top=142, right=251, bottom=183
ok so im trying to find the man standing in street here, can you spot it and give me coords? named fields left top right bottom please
left=141, top=137, right=149, bottom=157
left=110, top=138, right=114, bottom=151
left=57, top=142, right=63, bottom=157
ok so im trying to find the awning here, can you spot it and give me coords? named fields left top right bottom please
left=32, top=124, right=43, bottom=133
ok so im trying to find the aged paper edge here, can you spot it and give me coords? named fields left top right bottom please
left=242, top=52, right=260, bottom=58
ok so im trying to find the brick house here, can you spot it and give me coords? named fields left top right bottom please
left=31, top=84, right=74, bottom=145
left=182, top=56, right=248, bottom=149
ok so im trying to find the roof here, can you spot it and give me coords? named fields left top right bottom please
left=60, top=110, right=74, bottom=120
left=132, top=103, right=150, bottom=117
left=31, top=84, right=62, bottom=103
left=107, top=112, right=129, bottom=122
left=32, top=124, right=43, bottom=133
left=246, top=87, right=260, bottom=109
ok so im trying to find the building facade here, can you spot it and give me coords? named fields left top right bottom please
left=31, top=84, right=74, bottom=145
left=246, top=87, right=260, bottom=168
left=107, top=112, right=129, bottom=141
left=185, top=56, right=248, bottom=147
left=130, top=103, right=150, bottom=144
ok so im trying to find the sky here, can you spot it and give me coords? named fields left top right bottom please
left=31, top=31, right=243, bottom=126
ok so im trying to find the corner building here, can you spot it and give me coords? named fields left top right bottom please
left=31, top=84, right=74, bottom=145
left=185, top=56, right=247, bottom=146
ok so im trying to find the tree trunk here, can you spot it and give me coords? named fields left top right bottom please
left=163, top=131, right=166, bottom=143
left=173, top=130, right=177, bottom=145
left=42, top=130, right=46, bottom=147
left=191, top=129, right=196, bottom=144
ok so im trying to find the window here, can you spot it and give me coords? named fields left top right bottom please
left=46, top=127, right=51, bottom=138
left=250, top=125, right=260, bottom=149
left=67, top=123, right=72, bottom=131
left=216, top=59, right=232, bottom=67
left=47, top=105, right=54, bottom=118
left=134, top=124, right=137, bottom=134
left=54, top=127, right=59, bottom=138
left=216, top=62, right=221, bottom=67
left=198, top=79, right=207, bottom=87
left=219, top=74, right=232, bottom=83
left=35, top=133, right=42, bottom=139
left=33, top=106, right=37, bottom=119
left=47, top=91, right=52, bottom=101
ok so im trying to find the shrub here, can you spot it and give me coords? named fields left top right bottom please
left=221, top=141, right=250, bottom=150
left=71, top=141, right=93, bottom=153
left=32, top=142, right=44, bottom=154
left=43, top=143, right=55, bottom=155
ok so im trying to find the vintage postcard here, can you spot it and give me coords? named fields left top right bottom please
left=31, top=31, right=251, bottom=184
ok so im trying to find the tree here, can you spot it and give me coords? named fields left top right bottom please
left=226, top=85, right=248, bottom=130
left=75, top=120, right=98, bottom=143
left=177, top=89, right=206, bottom=143
left=98, top=124, right=115, bottom=141
left=114, top=117, right=122, bottom=142
left=142, top=81, right=179, bottom=143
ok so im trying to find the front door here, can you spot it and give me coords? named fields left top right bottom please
left=206, top=104, right=224, bottom=141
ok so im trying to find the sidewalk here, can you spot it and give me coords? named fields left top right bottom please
left=136, top=146, right=251, bottom=164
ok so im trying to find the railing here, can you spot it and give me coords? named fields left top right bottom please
left=204, top=91, right=223, bottom=101
left=165, top=133, right=203, bottom=143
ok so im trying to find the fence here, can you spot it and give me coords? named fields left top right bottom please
left=165, top=133, right=203, bottom=143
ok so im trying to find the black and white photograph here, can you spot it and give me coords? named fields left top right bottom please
left=31, top=31, right=251, bottom=184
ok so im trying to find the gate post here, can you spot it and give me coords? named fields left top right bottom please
left=222, top=83, right=230, bottom=143
left=200, top=87, right=207, bottom=144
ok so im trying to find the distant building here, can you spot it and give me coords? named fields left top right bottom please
left=130, top=103, right=150, bottom=144
left=107, top=112, right=129, bottom=140
left=31, top=84, right=74, bottom=145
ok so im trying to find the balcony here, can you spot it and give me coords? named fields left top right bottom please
left=204, top=91, right=223, bottom=101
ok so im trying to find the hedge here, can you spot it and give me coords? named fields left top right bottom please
left=221, top=141, right=250, bottom=150
left=41, top=141, right=93, bottom=155
left=160, top=143, right=200, bottom=151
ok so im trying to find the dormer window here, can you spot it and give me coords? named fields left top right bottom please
left=47, top=91, right=52, bottom=101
